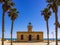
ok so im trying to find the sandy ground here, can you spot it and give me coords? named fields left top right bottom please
left=0, top=40, right=60, bottom=45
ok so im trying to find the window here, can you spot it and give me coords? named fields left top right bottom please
left=37, top=35, right=39, bottom=40
left=21, top=35, right=23, bottom=40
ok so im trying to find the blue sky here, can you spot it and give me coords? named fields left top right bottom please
left=0, top=0, right=60, bottom=38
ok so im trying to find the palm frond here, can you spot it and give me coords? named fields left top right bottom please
left=8, top=8, right=19, bottom=20
left=47, top=3, right=52, bottom=9
left=48, top=11, right=51, bottom=16
left=0, top=0, right=3, bottom=2
left=41, top=8, right=51, bottom=21
left=46, top=0, right=54, bottom=3
left=9, top=1, right=15, bottom=6
left=58, top=0, right=60, bottom=5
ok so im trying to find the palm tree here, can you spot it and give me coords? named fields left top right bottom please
left=46, top=0, right=59, bottom=45
left=41, top=8, right=51, bottom=45
left=8, top=8, right=18, bottom=45
left=0, top=0, right=15, bottom=45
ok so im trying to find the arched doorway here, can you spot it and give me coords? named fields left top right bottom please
left=29, top=35, right=31, bottom=41
left=21, top=35, right=23, bottom=40
left=37, top=35, right=39, bottom=40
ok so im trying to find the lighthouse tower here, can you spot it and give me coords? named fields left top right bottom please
left=27, top=22, right=32, bottom=32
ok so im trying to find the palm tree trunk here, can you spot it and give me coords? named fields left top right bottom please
left=55, top=12, right=58, bottom=45
left=2, top=10, right=5, bottom=45
left=46, top=20, right=49, bottom=45
left=11, top=20, right=14, bottom=45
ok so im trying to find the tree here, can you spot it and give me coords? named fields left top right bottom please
left=0, top=0, right=15, bottom=45
left=46, top=0, right=60, bottom=45
left=8, top=8, right=18, bottom=45
left=41, top=8, right=51, bottom=45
